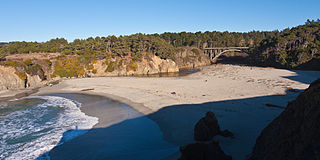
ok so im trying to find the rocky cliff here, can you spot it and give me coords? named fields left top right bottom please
left=174, top=47, right=211, bottom=69
left=90, top=55, right=179, bottom=77
left=0, top=55, right=183, bottom=91
left=0, top=49, right=210, bottom=92
left=249, top=78, right=320, bottom=160
left=0, top=65, right=43, bottom=91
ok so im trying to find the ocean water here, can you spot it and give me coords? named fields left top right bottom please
left=0, top=96, right=98, bottom=160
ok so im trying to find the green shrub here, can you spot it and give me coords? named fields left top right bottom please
left=14, top=72, right=27, bottom=80
left=191, top=48, right=200, bottom=56
left=5, top=61, right=24, bottom=68
left=132, top=53, right=143, bottom=62
left=183, top=56, right=189, bottom=63
left=105, top=59, right=109, bottom=65
left=177, top=48, right=186, bottom=53
left=62, top=49, right=73, bottom=55
left=25, top=64, right=45, bottom=80
left=118, top=59, right=123, bottom=67
left=126, top=60, right=138, bottom=71
left=92, top=68, right=97, bottom=74
left=24, top=59, right=33, bottom=66
left=53, top=58, right=85, bottom=77
left=105, top=61, right=115, bottom=72
left=86, top=64, right=94, bottom=70
left=45, top=59, right=52, bottom=66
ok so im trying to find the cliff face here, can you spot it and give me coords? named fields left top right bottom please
left=0, top=51, right=210, bottom=91
left=174, top=47, right=211, bottom=69
left=0, top=65, right=43, bottom=91
left=88, top=48, right=210, bottom=78
left=90, top=55, right=179, bottom=77
left=249, top=78, right=320, bottom=160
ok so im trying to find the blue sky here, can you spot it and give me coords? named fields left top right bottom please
left=0, top=0, right=319, bottom=42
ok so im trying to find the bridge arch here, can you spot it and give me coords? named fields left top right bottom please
left=203, top=47, right=250, bottom=63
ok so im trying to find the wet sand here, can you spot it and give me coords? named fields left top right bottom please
left=31, top=64, right=320, bottom=159
left=45, top=93, right=177, bottom=160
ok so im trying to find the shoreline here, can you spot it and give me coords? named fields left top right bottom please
left=1, top=64, right=319, bottom=159
left=41, top=93, right=178, bottom=160
left=40, top=92, right=153, bottom=128
left=35, top=89, right=154, bottom=116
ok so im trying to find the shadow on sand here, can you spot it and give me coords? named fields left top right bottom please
left=215, top=55, right=319, bottom=84
left=36, top=88, right=306, bottom=160
left=281, top=70, right=320, bottom=84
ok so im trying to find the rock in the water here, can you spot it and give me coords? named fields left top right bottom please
left=249, top=78, right=320, bottom=160
left=179, top=141, right=232, bottom=160
left=194, top=111, right=221, bottom=141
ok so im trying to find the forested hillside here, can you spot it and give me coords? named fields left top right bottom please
left=252, top=19, right=320, bottom=69
left=159, top=31, right=276, bottom=48
left=0, top=31, right=276, bottom=60
left=0, top=34, right=176, bottom=60
left=0, top=19, right=319, bottom=79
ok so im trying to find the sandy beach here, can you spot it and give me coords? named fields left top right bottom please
left=27, top=64, right=320, bottom=159
left=41, top=93, right=177, bottom=160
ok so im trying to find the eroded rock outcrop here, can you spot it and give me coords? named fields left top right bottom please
left=179, top=141, right=232, bottom=160
left=249, top=78, right=320, bottom=160
left=175, top=47, right=211, bottom=69
left=0, top=65, right=43, bottom=91
left=91, top=55, right=179, bottom=77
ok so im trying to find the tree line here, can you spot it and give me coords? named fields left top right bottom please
left=252, top=19, right=320, bottom=69
left=1, top=19, right=319, bottom=70
left=0, top=30, right=277, bottom=60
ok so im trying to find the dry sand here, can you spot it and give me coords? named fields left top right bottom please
left=24, top=64, right=320, bottom=159
left=37, top=64, right=319, bottom=111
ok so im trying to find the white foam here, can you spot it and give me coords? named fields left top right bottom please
left=0, top=96, right=99, bottom=160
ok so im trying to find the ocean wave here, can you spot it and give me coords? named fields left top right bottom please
left=0, top=96, right=99, bottom=160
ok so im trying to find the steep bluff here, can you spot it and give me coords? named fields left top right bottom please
left=249, top=78, right=320, bottom=160
left=0, top=51, right=210, bottom=92
left=0, top=65, right=43, bottom=91
left=90, top=55, right=179, bottom=77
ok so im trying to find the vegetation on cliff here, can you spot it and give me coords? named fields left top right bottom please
left=53, top=57, right=85, bottom=78
left=252, top=19, right=320, bottom=69
left=4, top=60, right=45, bottom=80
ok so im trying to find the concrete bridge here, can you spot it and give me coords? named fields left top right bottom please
left=204, top=47, right=250, bottom=63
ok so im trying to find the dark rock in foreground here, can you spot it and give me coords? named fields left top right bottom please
left=249, top=78, right=320, bottom=160
left=179, top=141, right=232, bottom=160
left=194, top=111, right=234, bottom=141
left=220, top=129, right=234, bottom=138
left=194, top=111, right=221, bottom=141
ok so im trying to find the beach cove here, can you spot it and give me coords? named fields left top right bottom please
left=29, top=64, right=319, bottom=160
left=1, top=64, right=319, bottom=160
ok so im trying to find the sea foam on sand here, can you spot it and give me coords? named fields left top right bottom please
left=0, top=96, right=98, bottom=160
